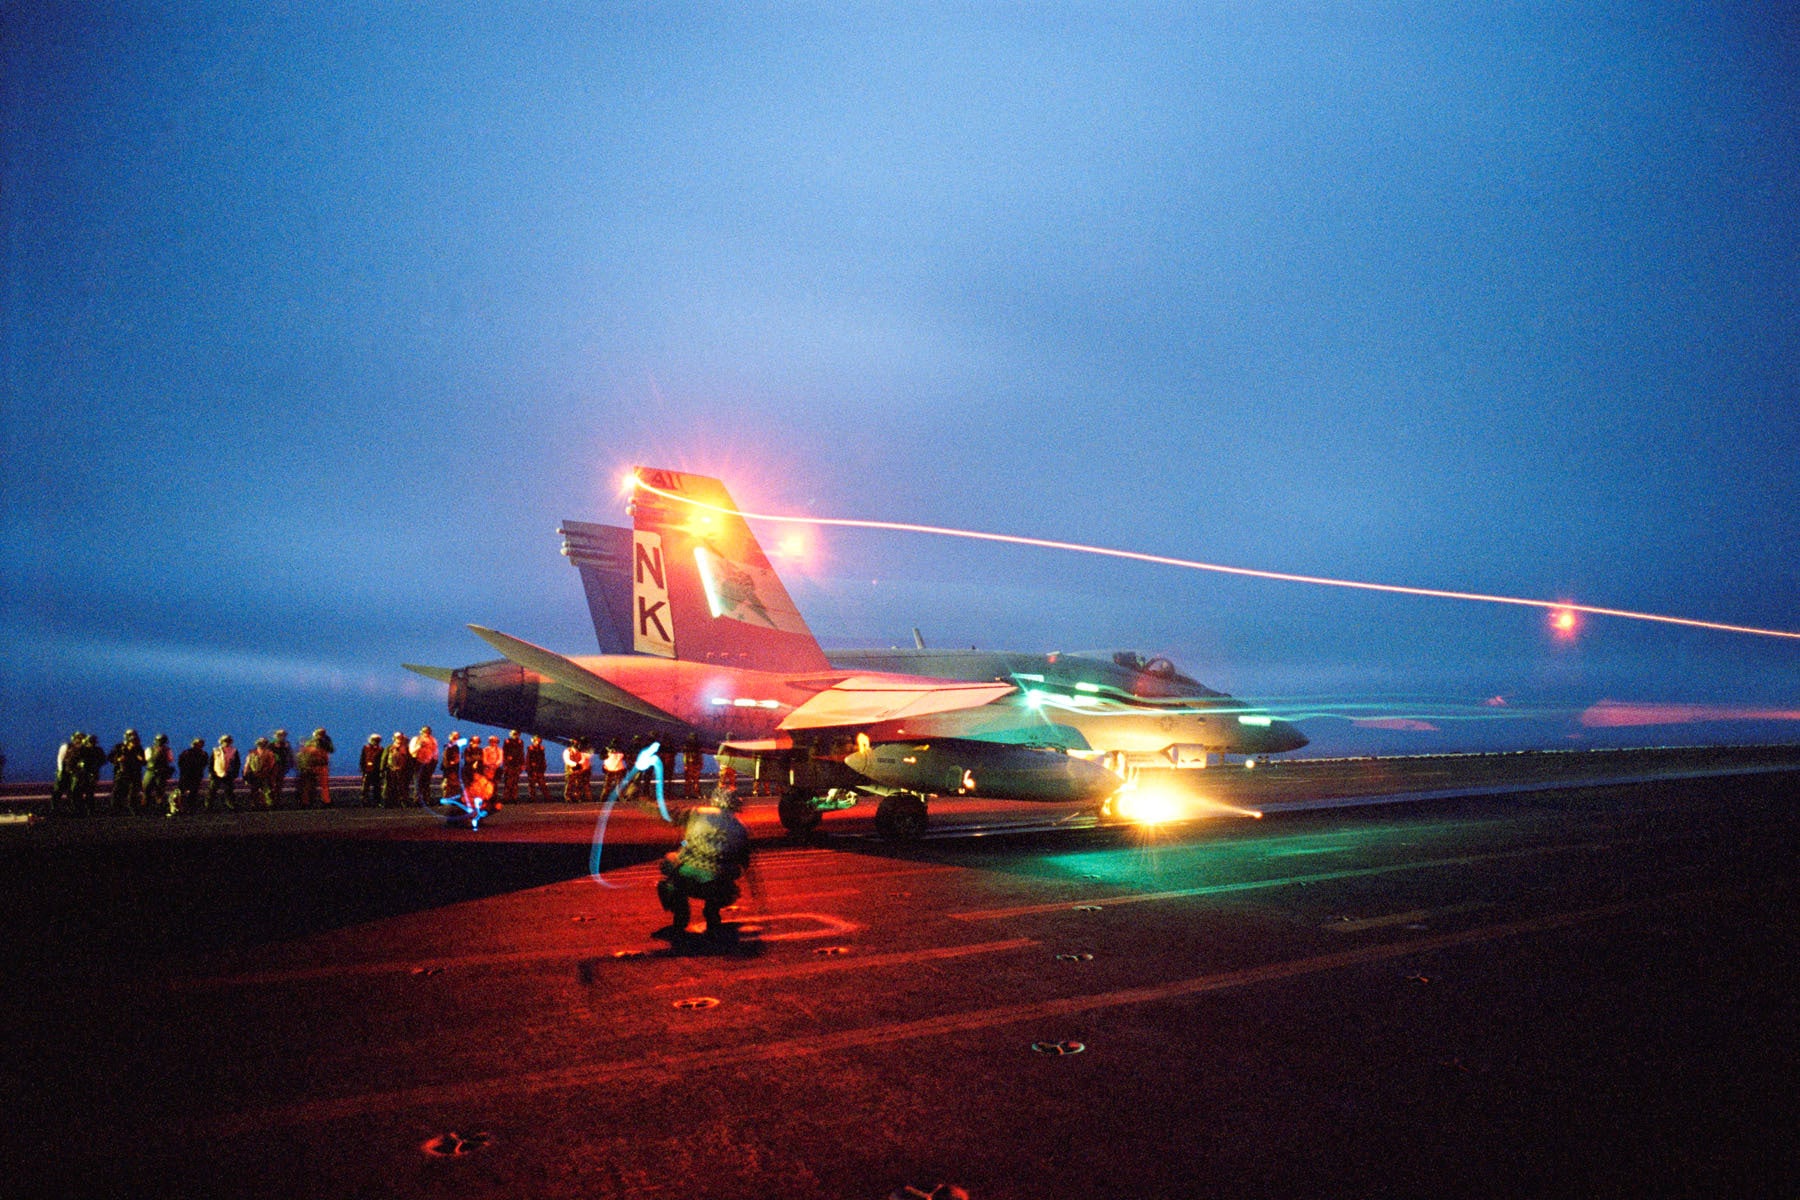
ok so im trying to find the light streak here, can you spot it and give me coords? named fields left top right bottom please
left=1579, top=701, right=1800, bottom=728
left=589, top=741, right=668, bottom=887
left=437, top=794, right=489, bottom=830
left=628, top=473, right=1800, bottom=642
left=1114, top=775, right=1264, bottom=824
left=1352, top=717, right=1441, bottom=732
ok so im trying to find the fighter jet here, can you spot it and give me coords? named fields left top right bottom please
left=405, top=468, right=1306, bottom=838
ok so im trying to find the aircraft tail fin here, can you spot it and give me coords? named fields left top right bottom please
left=558, top=520, right=636, bottom=654
left=626, top=467, right=830, bottom=673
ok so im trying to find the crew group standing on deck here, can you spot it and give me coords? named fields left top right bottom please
left=44, top=726, right=714, bottom=816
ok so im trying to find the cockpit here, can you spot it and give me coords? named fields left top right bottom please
left=1085, top=651, right=1222, bottom=698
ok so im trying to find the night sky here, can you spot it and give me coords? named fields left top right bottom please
left=4, top=5, right=1797, bottom=778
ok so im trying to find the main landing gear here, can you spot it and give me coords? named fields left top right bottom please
left=777, top=788, right=930, bottom=841
left=873, top=792, right=928, bottom=841
left=778, top=788, right=824, bottom=837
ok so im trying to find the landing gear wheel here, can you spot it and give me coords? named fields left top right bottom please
left=778, top=788, right=823, bottom=836
left=874, top=792, right=929, bottom=841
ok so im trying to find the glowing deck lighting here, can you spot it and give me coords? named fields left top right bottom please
left=1114, top=780, right=1187, bottom=825
left=1193, top=795, right=1266, bottom=820
left=1113, top=777, right=1264, bottom=825
left=626, top=473, right=1800, bottom=641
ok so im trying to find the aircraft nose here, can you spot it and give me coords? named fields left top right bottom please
left=1268, top=719, right=1308, bottom=753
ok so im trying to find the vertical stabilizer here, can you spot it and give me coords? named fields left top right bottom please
left=558, top=521, right=636, bottom=654
left=627, top=468, right=831, bottom=672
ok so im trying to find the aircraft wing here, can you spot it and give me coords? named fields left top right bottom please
left=402, top=663, right=455, bottom=684
left=719, top=737, right=790, bottom=752
left=778, top=675, right=1016, bottom=731
left=465, top=624, right=685, bottom=725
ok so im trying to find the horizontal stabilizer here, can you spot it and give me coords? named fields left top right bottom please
left=779, top=676, right=1016, bottom=731
left=402, top=663, right=455, bottom=684
left=465, top=625, right=683, bottom=725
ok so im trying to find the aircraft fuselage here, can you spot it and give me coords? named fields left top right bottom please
left=449, top=646, right=1306, bottom=765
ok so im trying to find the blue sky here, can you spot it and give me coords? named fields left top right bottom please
left=4, top=4, right=1796, bottom=777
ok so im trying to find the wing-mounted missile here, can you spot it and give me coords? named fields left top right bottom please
left=465, top=624, right=685, bottom=726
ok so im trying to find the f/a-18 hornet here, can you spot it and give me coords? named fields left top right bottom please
left=406, top=468, right=1305, bottom=838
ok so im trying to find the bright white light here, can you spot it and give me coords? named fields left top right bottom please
left=1111, top=776, right=1264, bottom=824
left=1114, top=778, right=1191, bottom=825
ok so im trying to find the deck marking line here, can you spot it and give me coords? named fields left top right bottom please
left=948, top=837, right=1658, bottom=921
left=193, top=888, right=1714, bottom=1137
left=175, top=914, right=862, bottom=989
left=1325, top=902, right=1490, bottom=933
left=1253, top=763, right=1800, bottom=815
left=650, top=937, right=1037, bottom=988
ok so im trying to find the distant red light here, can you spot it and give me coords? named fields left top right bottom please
left=1550, top=608, right=1579, bottom=638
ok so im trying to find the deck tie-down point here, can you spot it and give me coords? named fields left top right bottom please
left=421, top=1131, right=492, bottom=1157
left=1032, top=1040, right=1086, bottom=1055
